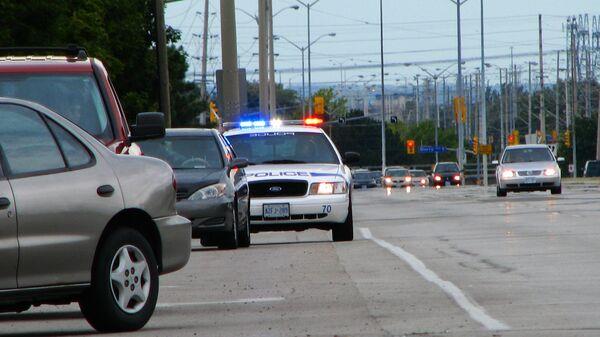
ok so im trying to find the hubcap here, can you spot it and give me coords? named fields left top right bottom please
left=109, top=245, right=151, bottom=314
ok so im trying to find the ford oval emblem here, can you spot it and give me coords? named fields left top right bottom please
left=269, top=186, right=283, bottom=192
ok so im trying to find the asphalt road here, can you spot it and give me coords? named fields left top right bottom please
left=3, top=182, right=600, bottom=337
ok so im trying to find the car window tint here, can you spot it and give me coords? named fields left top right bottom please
left=138, top=136, right=224, bottom=169
left=0, top=104, right=65, bottom=175
left=47, top=119, right=93, bottom=168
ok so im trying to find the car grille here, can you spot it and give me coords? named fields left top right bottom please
left=249, top=180, right=308, bottom=198
left=251, top=213, right=327, bottom=222
left=518, top=170, right=542, bottom=176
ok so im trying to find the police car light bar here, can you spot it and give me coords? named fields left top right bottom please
left=304, top=117, right=323, bottom=126
left=221, top=118, right=324, bottom=130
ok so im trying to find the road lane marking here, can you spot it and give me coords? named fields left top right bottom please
left=158, top=297, right=285, bottom=308
left=359, top=228, right=510, bottom=331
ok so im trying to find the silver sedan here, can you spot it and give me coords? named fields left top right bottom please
left=493, top=144, right=564, bottom=197
left=0, top=98, right=191, bottom=332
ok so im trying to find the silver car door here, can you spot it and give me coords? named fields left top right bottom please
left=0, top=104, right=123, bottom=287
left=0, top=175, right=18, bottom=290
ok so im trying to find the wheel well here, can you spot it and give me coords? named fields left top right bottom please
left=95, top=209, right=163, bottom=273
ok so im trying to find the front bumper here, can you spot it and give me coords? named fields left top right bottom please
left=498, top=175, right=560, bottom=191
left=176, top=197, right=234, bottom=237
left=154, top=215, right=191, bottom=275
left=249, top=193, right=349, bottom=230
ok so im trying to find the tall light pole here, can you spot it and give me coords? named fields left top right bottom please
left=527, top=61, right=537, bottom=135
left=156, top=0, right=171, bottom=126
left=379, top=0, right=386, bottom=175
left=277, top=33, right=335, bottom=119
left=451, top=0, right=468, bottom=169
left=297, top=0, right=320, bottom=116
left=478, top=0, right=488, bottom=187
left=219, top=0, right=240, bottom=121
left=258, top=0, right=269, bottom=118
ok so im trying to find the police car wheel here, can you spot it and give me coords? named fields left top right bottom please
left=496, top=186, right=507, bottom=197
left=332, top=202, right=354, bottom=242
left=551, top=185, right=562, bottom=195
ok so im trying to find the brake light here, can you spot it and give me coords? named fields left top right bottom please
left=304, top=117, right=323, bottom=126
left=434, top=175, right=442, bottom=181
left=453, top=175, right=461, bottom=181
left=172, top=174, right=177, bottom=192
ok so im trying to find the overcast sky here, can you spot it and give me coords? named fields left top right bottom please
left=166, top=0, right=599, bottom=87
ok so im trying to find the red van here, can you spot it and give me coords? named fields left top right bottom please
left=0, top=46, right=164, bottom=153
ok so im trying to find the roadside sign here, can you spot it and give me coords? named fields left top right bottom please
left=478, top=144, right=492, bottom=155
left=419, top=145, right=448, bottom=154
left=314, top=96, right=325, bottom=115
left=453, top=96, right=467, bottom=123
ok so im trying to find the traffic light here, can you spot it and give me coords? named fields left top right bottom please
left=512, top=130, right=520, bottom=145
left=508, top=134, right=515, bottom=145
left=314, top=96, right=325, bottom=115
left=390, top=116, right=398, bottom=124
left=564, top=130, right=571, bottom=148
left=406, top=139, right=416, bottom=155
left=473, top=136, right=479, bottom=155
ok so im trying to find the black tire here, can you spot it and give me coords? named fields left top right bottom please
left=332, top=200, right=354, bottom=242
left=551, top=185, right=562, bottom=195
left=218, top=204, right=238, bottom=250
left=200, top=234, right=219, bottom=247
left=237, top=199, right=251, bottom=248
left=496, top=186, right=507, bottom=197
left=79, top=227, right=159, bottom=333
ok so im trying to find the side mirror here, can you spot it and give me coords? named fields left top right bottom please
left=343, top=151, right=360, bottom=165
left=557, top=157, right=565, bottom=163
left=130, top=112, right=166, bottom=142
left=229, top=157, right=249, bottom=170
left=492, top=160, right=499, bottom=165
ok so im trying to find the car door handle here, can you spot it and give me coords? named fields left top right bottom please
left=0, top=197, right=10, bottom=208
left=97, top=185, right=115, bottom=197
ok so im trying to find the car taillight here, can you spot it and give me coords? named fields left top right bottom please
left=434, top=175, right=442, bottom=181
left=172, top=174, right=177, bottom=192
left=453, top=175, right=461, bottom=181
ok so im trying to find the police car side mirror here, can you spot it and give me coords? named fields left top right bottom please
left=343, top=152, right=360, bottom=165
left=130, top=112, right=166, bottom=142
left=229, top=157, right=249, bottom=170
left=491, top=160, right=499, bottom=165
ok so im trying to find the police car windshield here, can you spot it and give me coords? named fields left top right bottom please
left=227, top=132, right=339, bottom=165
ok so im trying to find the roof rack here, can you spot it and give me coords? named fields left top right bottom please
left=0, top=45, right=88, bottom=60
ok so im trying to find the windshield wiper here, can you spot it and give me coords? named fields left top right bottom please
left=261, top=159, right=307, bottom=164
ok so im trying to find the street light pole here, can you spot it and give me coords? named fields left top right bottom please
left=451, top=0, right=467, bottom=169
left=479, top=0, right=488, bottom=188
left=379, top=0, right=386, bottom=175
left=297, top=0, right=320, bottom=116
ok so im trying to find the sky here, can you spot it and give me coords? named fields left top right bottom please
left=166, top=0, right=599, bottom=89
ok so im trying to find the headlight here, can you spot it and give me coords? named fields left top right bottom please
left=384, top=177, right=392, bottom=184
left=501, top=170, right=515, bottom=178
left=188, top=183, right=227, bottom=200
left=420, top=179, right=426, bottom=184
left=405, top=176, right=412, bottom=182
left=544, top=168, right=557, bottom=176
left=310, top=182, right=347, bottom=195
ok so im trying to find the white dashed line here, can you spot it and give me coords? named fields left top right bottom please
left=359, top=227, right=510, bottom=331
left=158, top=297, right=285, bottom=308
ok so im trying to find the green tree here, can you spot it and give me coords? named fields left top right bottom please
left=312, top=87, right=348, bottom=118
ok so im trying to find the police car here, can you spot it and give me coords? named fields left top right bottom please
left=223, top=119, right=359, bottom=241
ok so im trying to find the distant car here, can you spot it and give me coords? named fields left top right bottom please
left=138, top=129, right=251, bottom=249
left=410, top=169, right=430, bottom=187
left=584, top=160, right=600, bottom=177
left=383, top=167, right=411, bottom=187
left=494, top=144, right=563, bottom=197
left=353, top=170, right=377, bottom=188
left=369, top=170, right=382, bottom=187
left=0, top=98, right=190, bottom=332
left=432, top=162, right=462, bottom=186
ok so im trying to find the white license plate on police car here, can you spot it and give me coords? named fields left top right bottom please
left=525, top=178, right=536, bottom=184
left=263, top=203, right=290, bottom=218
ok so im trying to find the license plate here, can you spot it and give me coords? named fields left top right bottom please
left=525, top=178, right=536, bottom=184
left=445, top=181, right=451, bottom=186
left=263, top=203, right=290, bottom=218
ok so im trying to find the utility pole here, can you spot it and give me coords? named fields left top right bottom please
left=200, top=0, right=209, bottom=99
left=597, top=86, right=600, bottom=159
left=570, top=18, right=578, bottom=177
left=434, top=77, right=439, bottom=163
left=499, top=68, right=505, bottom=149
left=527, top=62, right=534, bottom=135
left=219, top=0, right=240, bottom=121
left=479, top=0, right=488, bottom=188
left=379, top=0, right=386, bottom=174
left=510, top=47, right=514, bottom=130
left=539, top=14, right=546, bottom=143
left=297, top=1, right=320, bottom=116
left=585, top=49, right=591, bottom=118
left=155, top=0, right=171, bottom=127
left=555, top=52, right=560, bottom=140
left=258, top=0, right=269, bottom=117
left=415, top=75, right=420, bottom=124
left=268, top=0, right=277, bottom=118
left=451, top=0, right=468, bottom=170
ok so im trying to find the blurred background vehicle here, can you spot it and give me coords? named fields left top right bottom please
left=432, top=162, right=462, bottom=187
left=410, top=169, right=430, bottom=187
left=383, top=167, right=410, bottom=187
left=584, top=160, right=600, bottom=177
left=353, top=169, right=377, bottom=189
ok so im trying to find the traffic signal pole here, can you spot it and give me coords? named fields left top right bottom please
left=379, top=0, right=387, bottom=174
left=479, top=0, right=488, bottom=188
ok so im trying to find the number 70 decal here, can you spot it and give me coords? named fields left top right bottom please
left=322, top=205, right=332, bottom=213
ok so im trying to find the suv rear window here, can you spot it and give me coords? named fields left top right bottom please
left=0, top=74, right=113, bottom=142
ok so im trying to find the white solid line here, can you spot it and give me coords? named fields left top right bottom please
left=157, top=297, right=285, bottom=308
left=359, top=228, right=510, bottom=331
